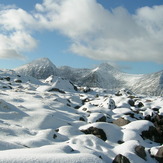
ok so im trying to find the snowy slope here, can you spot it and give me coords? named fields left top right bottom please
left=14, top=58, right=58, bottom=79
left=0, top=69, right=163, bottom=162
left=14, top=58, right=163, bottom=96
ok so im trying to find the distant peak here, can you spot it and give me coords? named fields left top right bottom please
left=97, top=63, right=118, bottom=72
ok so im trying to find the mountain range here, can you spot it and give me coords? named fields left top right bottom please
left=14, top=58, right=163, bottom=96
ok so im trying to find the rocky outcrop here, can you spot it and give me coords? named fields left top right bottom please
left=80, top=127, right=107, bottom=141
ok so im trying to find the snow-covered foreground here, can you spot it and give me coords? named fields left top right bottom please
left=0, top=70, right=163, bottom=163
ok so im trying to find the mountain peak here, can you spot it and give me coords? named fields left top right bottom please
left=95, top=63, right=119, bottom=73
left=14, top=58, right=58, bottom=79
left=29, top=58, right=56, bottom=68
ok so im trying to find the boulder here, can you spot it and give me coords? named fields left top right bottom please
left=135, top=145, right=146, bottom=160
left=14, top=79, right=22, bottom=83
left=99, top=98, right=116, bottom=110
left=128, top=99, right=135, bottom=106
left=48, top=88, right=65, bottom=94
left=141, top=126, right=163, bottom=144
left=80, top=126, right=107, bottom=141
left=155, top=146, right=163, bottom=163
left=115, top=88, right=133, bottom=96
left=96, top=116, right=106, bottom=122
left=137, top=102, right=144, bottom=108
left=112, top=154, right=130, bottom=163
left=113, top=118, right=130, bottom=126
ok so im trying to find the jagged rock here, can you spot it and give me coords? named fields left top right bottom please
left=112, top=154, right=130, bottom=163
left=2, top=86, right=12, bottom=89
left=117, top=140, right=124, bottom=144
left=137, top=102, right=144, bottom=108
left=128, top=99, right=135, bottom=106
left=113, top=118, right=130, bottom=126
left=14, top=79, right=22, bottom=83
left=80, top=126, right=107, bottom=141
left=53, top=134, right=57, bottom=139
left=155, top=146, right=163, bottom=163
left=79, top=117, right=85, bottom=121
left=82, top=108, right=87, bottom=111
left=81, top=87, right=91, bottom=93
left=135, top=145, right=146, bottom=160
left=48, top=88, right=65, bottom=94
left=74, top=105, right=80, bottom=109
left=69, top=81, right=78, bottom=91
left=96, top=116, right=106, bottom=122
left=99, top=98, right=116, bottom=110
left=108, top=99, right=116, bottom=109
left=141, top=126, right=163, bottom=144
left=4, top=77, right=10, bottom=81
left=115, top=88, right=133, bottom=96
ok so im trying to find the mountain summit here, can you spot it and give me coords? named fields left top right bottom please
left=14, top=58, right=58, bottom=79
left=14, top=58, right=163, bottom=96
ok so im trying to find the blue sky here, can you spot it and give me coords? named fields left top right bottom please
left=0, top=0, right=163, bottom=74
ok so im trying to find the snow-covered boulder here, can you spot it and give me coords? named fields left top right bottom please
left=37, top=77, right=77, bottom=93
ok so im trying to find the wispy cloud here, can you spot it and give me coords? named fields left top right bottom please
left=0, top=0, right=163, bottom=63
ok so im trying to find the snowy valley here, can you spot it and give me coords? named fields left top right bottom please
left=0, top=59, right=163, bottom=162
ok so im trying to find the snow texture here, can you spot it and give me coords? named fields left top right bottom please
left=0, top=64, right=163, bottom=163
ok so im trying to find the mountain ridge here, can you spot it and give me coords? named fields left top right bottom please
left=14, top=58, right=163, bottom=96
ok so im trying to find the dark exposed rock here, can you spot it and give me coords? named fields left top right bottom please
left=155, top=146, right=163, bottom=163
left=128, top=95, right=136, bottom=99
left=99, top=156, right=103, bottom=159
left=144, top=115, right=163, bottom=144
left=80, top=126, right=107, bottom=141
left=53, top=134, right=57, bottom=139
left=152, top=115, right=163, bottom=126
left=14, top=79, right=22, bottom=83
left=2, top=86, right=12, bottom=89
left=4, top=77, right=10, bottom=81
left=108, top=99, right=116, bottom=109
left=96, top=116, right=106, bottom=122
left=135, top=145, right=146, bottom=160
left=137, top=102, right=144, bottom=108
left=82, top=98, right=90, bottom=105
left=79, top=117, right=85, bottom=121
left=115, top=89, right=133, bottom=96
left=125, top=113, right=135, bottom=119
left=48, top=88, right=65, bottom=94
left=67, top=103, right=71, bottom=107
left=117, top=140, right=124, bottom=144
left=69, top=81, right=78, bottom=91
left=113, top=118, right=130, bottom=126
left=152, top=108, right=159, bottom=112
left=74, top=105, right=80, bottom=109
left=82, top=108, right=87, bottom=111
left=141, top=126, right=163, bottom=144
left=144, top=115, right=152, bottom=121
left=128, top=99, right=135, bottom=106
left=83, top=87, right=91, bottom=93
left=112, top=154, right=130, bottom=163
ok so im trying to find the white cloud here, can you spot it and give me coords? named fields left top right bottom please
left=0, top=32, right=37, bottom=59
left=0, top=0, right=163, bottom=63
left=34, top=0, right=163, bottom=63
left=0, top=6, right=37, bottom=59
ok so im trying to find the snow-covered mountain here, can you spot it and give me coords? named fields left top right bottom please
left=14, top=58, right=58, bottom=79
left=14, top=58, right=163, bottom=96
